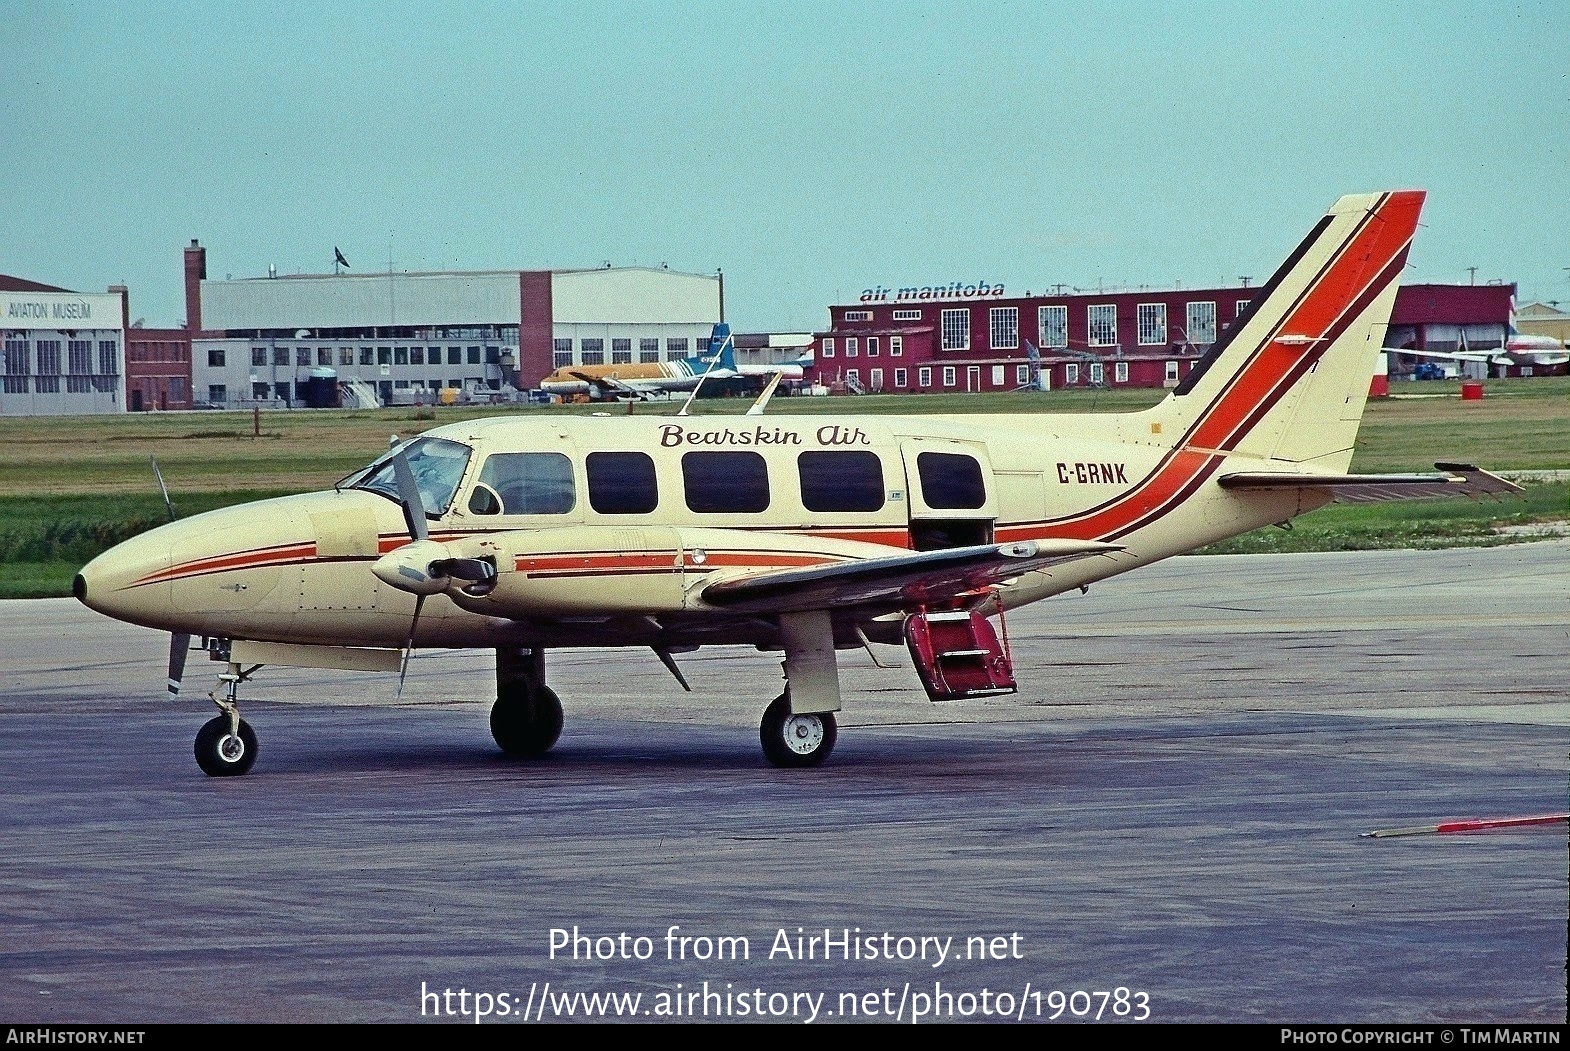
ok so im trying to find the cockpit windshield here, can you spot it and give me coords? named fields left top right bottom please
left=344, top=436, right=472, bottom=517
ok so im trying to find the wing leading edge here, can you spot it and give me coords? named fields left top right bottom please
left=700, top=538, right=1121, bottom=614
left=1217, top=462, right=1522, bottom=504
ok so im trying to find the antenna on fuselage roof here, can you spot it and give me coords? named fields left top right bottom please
left=745, top=369, right=783, bottom=416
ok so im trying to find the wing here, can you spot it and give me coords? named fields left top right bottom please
left=700, top=538, right=1121, bottom=614
left=568, top=371, right=651, bottom=399
left=1218, top=462, right=1521, bottom=503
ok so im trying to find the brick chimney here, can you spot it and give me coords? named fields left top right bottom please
left=183, top=239, right=206, bottom=331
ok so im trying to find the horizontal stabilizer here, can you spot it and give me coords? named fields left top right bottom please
left=1217, top=463, right=1522, bottom=503
left=701, top=538, right=1121, bottom=613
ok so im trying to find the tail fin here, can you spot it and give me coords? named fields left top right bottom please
left=699, top=323, right=737, bottom=372
left=1154, top=191, right=1425, bottom=472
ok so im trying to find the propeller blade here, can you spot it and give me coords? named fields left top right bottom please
left=167, top=632, right=191, bottom=695
left=149, top=456, right=177, bottom=522
left=390, top=450, right=429, bottom=542
left=397, top=594, right=425, bottom=700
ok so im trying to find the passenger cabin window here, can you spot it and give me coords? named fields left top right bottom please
left=798, top=451, right=884, bottom=512
left=468, top=452, right=575, bottom=515
left=916, top=452, right=986, bottom=509
left=586, top=451, right=658, bottom=514
left=682, top=452, right=769, bottom=513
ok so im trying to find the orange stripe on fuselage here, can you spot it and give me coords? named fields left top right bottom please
left=130, top=541, right=318, bottom=587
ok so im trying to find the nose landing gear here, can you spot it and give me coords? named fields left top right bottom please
left=195, top=661, right=258, bottom=776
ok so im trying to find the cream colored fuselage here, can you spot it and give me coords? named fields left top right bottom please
left=76, top=406, right=1318, bottom=651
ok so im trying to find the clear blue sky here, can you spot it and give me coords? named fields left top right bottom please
left=4, top=0, right=1567, bottom=329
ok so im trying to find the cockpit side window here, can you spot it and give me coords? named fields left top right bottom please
left=468, top=452, right=576, bottom=515
left=348, top=437, right=472, bottom=517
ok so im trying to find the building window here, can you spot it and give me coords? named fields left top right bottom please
left=890, top=335, right=903, bottom=356
left=376, top=348, right=391, bottom=366
left=1114, top=361, right=1128, bottom=383
left=448, top=347, right=462, bottom=365
left=895, top=367, right=908, bottom=387
left=467, top=346, right=481, bottom=365
left=1039, top=305, right=1067, bottom=348
left=252, top=382, right=268, bottom=400
left=991, top=365, right=1005, bottom=387
left=893, top=309, right=921, bottom=321
left=36, top=340, right=61, bottom=375
left=360, top=347, right=374, bottom=365
left=66, top=340, right=90, bottom=375
left=1090, top=362, right=1105, bottom=385
left=918, top=366, right=931, bottom=388
left=867, top=336, right=879, bottom=357
left=1187, top=301, right=1218, bottom=344
left=411, top=347, right=425, bottom=365
left=1066, top=363, right=1079, bottom=384
left=798, top=450, right=884, bottom=512
left=941, top=309, right=970, bottom=351
left=989, top=307, right=1019, bottom=350
left=1137, top=304, right=1167, bottom=346
left=1016, top=364, right=1029, bottom=385
left=845, top=337, right=858, bottom=358
left=293, top=348, right=309, bottom=366
left=683, top=451, right=769, bottom=513
left=846, top=368, right=859, bottom=386
left=869, top=367, right=883, bottom=390
left=208, top=384, right=226, bottom=404
left=581, top=338, right=605, bottom=365
left=666, top=337, right=689, bottom=361
left=203, top=348, right=225, bottom=369
left=942, top=365, right=956, bottom=387
left=485, top=346, right=500, bottom=364
left=553, top=338, right=573, bottom=368
left=98, top=341, right=117, bottom=375
left=1236, top=300, right=1251, bottom=317
left=1165, top=360, right=1179, bottom=384
left=611, top=338, right=632, bottom=364
left=251, top=347, right=266, bottom=366
left=821, top=338, right=834, bottom=358
left=313, top=348, right=328, bottom=366
left=392, top=346, right=407, bottom=365
left=639, top=338, right=659, bottom=363
left=3, top=339, right=29, bottom=393
left=1089, top=305, right=1117, bottom=347
left=272, top=347, right=289, bottom=366
left=843, top=310, right=872, bottom=321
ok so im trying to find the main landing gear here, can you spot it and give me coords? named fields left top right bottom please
left=760, top=610, right=842, bottom=769
left=491, top=646, right=563, bottom=757
left=195, top=660, right=258, bottom=777
left=760, top=692, right=837, bottom=768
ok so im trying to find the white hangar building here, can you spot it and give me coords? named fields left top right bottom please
left=0, top=278, right=125, bottom=416
left=183, top=241, right=722, bottom=407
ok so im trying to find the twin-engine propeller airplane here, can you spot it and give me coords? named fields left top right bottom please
left=538, top=323, right=740, bottom=400
left=76, top=190, right=1521, bottom=776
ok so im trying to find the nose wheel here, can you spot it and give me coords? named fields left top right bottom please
left=195, top=714, right=257, bottom=777
left=194, top=658, right=259, bottom=777
left=760, top=691, right=837, bottom=768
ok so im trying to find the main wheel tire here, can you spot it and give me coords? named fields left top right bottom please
left=195, top=715, right=258, bottom=777
left=490, top=685, right=563, bottom=757
left=760, top=692, right=837, bottom=768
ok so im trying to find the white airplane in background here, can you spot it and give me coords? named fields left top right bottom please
left=75, top=190, right=1519, bottom=776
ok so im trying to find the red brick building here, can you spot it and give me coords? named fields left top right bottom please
left=813, top=281, right=1546, bottom=392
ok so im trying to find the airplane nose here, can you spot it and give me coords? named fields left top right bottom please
left=75, top=528, right=175, bottom=630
